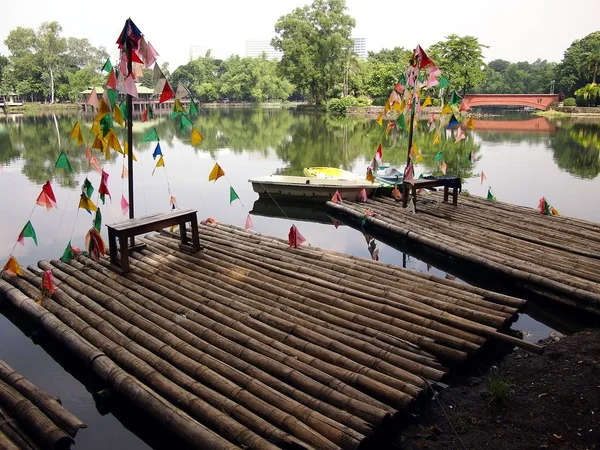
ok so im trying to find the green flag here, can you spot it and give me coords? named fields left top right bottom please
left=189, top=98, right=199, bottom=116
left=229, top=187, right=239, bottom=204
left=60, top=240, right=74, bottom=263
left=19, top=221, right=38, bottom=246
left=93, top=208, right=102, bottom=232
left=448, top=91, right=461, bottom=106
left=106, top=89, right=119, bottom=109
left=82, top=178, right=94, bottom=198
left=439, top=75, right=450, bottom=89
left=418, top=173, right=424, bottom=179
left=141, top=128, right=159, bottom=142
left=180, top=114, right=194, bottom=134
left=398, top=74, right=407, bottom=85
left=434, top=151, right=444, bottom=162
left=397, top=113, right=407, bottom=132
left=170, top=111, right=182, bottom=119
left=101, top=58, right=113, bottom=73
left=487, top=187, right=497, bottom=201
left=100, top=114, right=112, bottom=137
left=55, top=151, right=73, bottom=173
left=119, top=102, right=129, bottom=121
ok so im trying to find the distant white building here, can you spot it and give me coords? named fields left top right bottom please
left=352, top=38, right=367, bottom=59
left=245, top=40, right=283, bottom=60
left=189, top=46, right=212, bottom=61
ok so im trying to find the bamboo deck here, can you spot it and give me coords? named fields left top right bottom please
left=0, top=223, right=537, bottom=449
left=0, top=360, right=86, bottom=450
left=327, top=192, right=600, bottom=317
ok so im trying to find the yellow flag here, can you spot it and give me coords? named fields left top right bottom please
left=208, top=162, right=225, bottom=182
left=191, top=127, right=203, bottom=146
left=366, top=167, right=375, bottom=183
left=422, top=96, right=432, bottom=107
left=384, top=100, right=391, bottom=114
left=124, top=142, right=137, bottom=162
left=441, top=103, right=452, bottom=115
left=3, top=256, right=24, bottom=277
left=467, top=116, right=475, bottom=130
left=152, top=155, right=165, bottom=175
left=91, top=119, right=101, bottom=136
left=392, top=102, right=403, bottom=113
left=433, top=131, right=440, bottom=145
left=103, top=141, right=111, bottom=160
left=106, top=129, right=122, bottom=154
left=78, top=193, right=97, bottom=212
left=92, top=135, right=104, bottom=151
left=414, top=152, right=423, bottom=164
left=174, top=99, right=185, bottom=113
left=113, top=103, right=124, bottom=127
left=375, top=113, right=383, bottom=126
left=70, top=122, right=84, bottom=146
left=97, top=98, right=111, bottom=121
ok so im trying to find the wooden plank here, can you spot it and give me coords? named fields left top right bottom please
left=107, top=209, right=196, bottom=232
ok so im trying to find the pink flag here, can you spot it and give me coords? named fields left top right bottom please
left=119, top=51, right=127, bottom=74
left=404, top=163, right=414, bottom=185
left=85, top=144, right=92, bottom=162
left=427, top=73, right=439, bottom=88
left=455, top=127, right=466, bottom=142
left=132, top=62, right=144, bottom=80
left=426, top=65, right=441, bottom=76
left=332, top=218, right=340, bottom=229
left=89, top=155, right=102, bottom=175
left=106, top=68, right=117, bottom=90
left=441, top=161, right=447, bottom=175
left=331, top=190, right=343, bottom=204
left=288, top=225, right=306, bottom=248
left=17, top=233, right=25, bottom=246
left=121, top=165, right=128, bottom=178
left=120, top=194, right=129, bottom=215
left=470, top=151, right=475, bottom=164
left=245, top=214, right=253, bottom=230
left=459, top=100, right=470, bottom=112
left=116, top=71, right=126, bottom=94
left=375, top=144, right=383, bottom=163
left=481, top=171, right=487, bottom=185
left=144, top=41, right=158, bottom=69
left=358, top=188, right=368, bottom=202
left=125, top=75, right=138, bottom=98
left=36, top=181, right=58, bottom=211
left=41, top=270, right=56, bottom=295
left=86, top=87, right=99, bottom=109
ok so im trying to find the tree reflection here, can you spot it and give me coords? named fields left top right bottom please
left=550, top=121, right=600, bottom=179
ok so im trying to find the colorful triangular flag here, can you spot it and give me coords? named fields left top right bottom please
left=120, top=195, right=129, bottom=215
left=86, top=87, right=99, bottom=109
left=245, top=214, right=253, bottom=230
left=18, top=221, right=38, bottom=246
left=208, top=163, right=225, bottom=182
left=481, top=171, right=487, bottom=185
left=55, top=151, right=73, bottom=173
left=152, top=155, right=165, bottom=176
left=487, top=187, right=496, bottom=201
left=79, top=193, right=97, bottom=214
left=191, top=127, right=203, bottom=146
left=288, top=225, right=306, bottom=248
left=152, top=142, right=162, bottom=160
left=70, top=122, right=84, bottom=147
left=159, top=80, right=174, bottom=104
left=441, top=161, right=447, bottom=175
left=36, top=181, right=58, bottom=211
left=455, top=127, right=466, bottom=143
left=2, top=256, right=24, bottom=277
left=229, top=186, right=240, bottom=204
left=142, top=128, right=159, bottom=142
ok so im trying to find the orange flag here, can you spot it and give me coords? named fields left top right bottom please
left=441, top=161, right=447, bottom=175
left=366, top=167, right=375, bottom=183
left=3, top=256, right=24, bottom=277
left=331, top=190, right=343, bottom=204
left=208, top=163, right=225, bottom=182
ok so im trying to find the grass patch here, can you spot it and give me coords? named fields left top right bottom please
left=534, top=110, right=569, bottom=118
left=485, top=374, right=512, bottom=405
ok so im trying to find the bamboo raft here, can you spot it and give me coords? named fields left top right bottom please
left=0, top=360, right=86, bottom=450
left=327, top=192, right=600, bottom=317
left=0, top=223, right=540, bottom=449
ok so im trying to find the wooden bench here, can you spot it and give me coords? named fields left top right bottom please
left=107, top=208, right=200, bottom=273
left=402, top=178, right=459, bottom=212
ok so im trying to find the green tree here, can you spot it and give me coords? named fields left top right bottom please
left=0, top=55, right=10, bottom=97
left=555, top=31, right=600, bottom=95
left=36, top=21, right=67, bottom=103
left=272, top=0, right=356, bottom=105
left=363, top=47, right=411, bottom=102
left=428, top=34, right=488, bottom=95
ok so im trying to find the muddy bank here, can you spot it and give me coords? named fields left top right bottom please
left=394, top=331, right=599, bottom=450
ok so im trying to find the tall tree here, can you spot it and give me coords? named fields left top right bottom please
left=272, top=0, right=355, bottom=105
left=36, top=22, right=67, bottom=103
left=555, top=31, right=600, bottom=95
left=428, top=34, right=488, bottom=95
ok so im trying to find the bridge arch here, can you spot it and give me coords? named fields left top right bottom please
left=462, top=94, right=559, bottom=111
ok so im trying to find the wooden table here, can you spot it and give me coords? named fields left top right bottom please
left=107, top=208, right=200, bottom=273
left=402, top=178, right=459, bottom=211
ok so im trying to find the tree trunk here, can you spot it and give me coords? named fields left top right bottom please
left=49, top=66, right=54, bottom=104
left=593, top=62, right=597, bottom=85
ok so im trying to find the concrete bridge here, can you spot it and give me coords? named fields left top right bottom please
left=462, top=94, right=559, bottom=111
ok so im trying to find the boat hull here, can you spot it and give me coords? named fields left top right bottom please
left=250, top=176, right=378, bottom=202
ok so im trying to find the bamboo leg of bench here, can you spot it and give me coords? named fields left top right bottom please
left=412, top=185, right=417, bottom=211
left=179, top=220, right=188, bottom=246
left=119, top=234, right=130, bottom=273
left=108, top=230, right=118, bottom=266
left=402, top=183, right=408, bottom=208
left=443, top=186, right=449, bottom=202
left=453, top=187, right=458, bottom=206
left=190, top=215, right=200, bottom=252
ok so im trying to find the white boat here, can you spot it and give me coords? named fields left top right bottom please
left=249, top=175, right=379, bottom=202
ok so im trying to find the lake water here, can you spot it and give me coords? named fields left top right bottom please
left=0, top=109, right=599, bottom=449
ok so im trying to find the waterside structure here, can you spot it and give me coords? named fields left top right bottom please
left=0, top=222, right=540, bottom=449
left=327, top=192, right=600, bottom=318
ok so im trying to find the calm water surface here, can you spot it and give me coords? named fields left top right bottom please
left=0, top=109, right=598, bottom=449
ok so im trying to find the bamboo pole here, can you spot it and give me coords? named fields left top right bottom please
left=0, top=361, right=86, bottom=437
left=0, top=405, right=37, bottom=450
left=53, top=258, right=394, bottom=425
left=0, top=277, right=242, bottom=450
left=35, top=263, right=366, bottom=449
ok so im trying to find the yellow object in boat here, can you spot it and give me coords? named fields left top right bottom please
left=303, top=167, right=362, bottom=180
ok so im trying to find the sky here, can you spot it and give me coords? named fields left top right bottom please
left=1, top=0, right=599, bottom=70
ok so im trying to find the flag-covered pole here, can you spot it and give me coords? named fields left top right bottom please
left=126, top=36, right=134, bottom=222
left=405, top=100, right=416, bottom=169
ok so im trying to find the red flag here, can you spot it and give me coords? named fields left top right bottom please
left=98, top=170, right=111, bottom=202
left=288, top=225, right=306, bottom=248
left=331, top=190, right=343, bottom=204
left=36, top=181, right=58, bottom=211
left=159, top=80, right=174, bottom=104
left=331, top=218, right=340, bottom=229
left=375, top=144, right=383, bottom=164
left=106, top=68, right=117, bottom=90
left=41, top=270, right=56, bottom=295
left=416, top=44, right=433, bottom=69
left=357, top=188, right=368, bottom=203
left=404, top=163, right=415, bottom=185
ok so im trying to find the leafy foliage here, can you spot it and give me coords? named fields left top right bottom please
left=555, top=31, right=600, bottom=95
left=475, top=59, right=556, bottom=94
left=325, top=95, right=370, bottom=114
left=272, top=0, right=355, bottom=105
left=574, top=83, right=600, bottom=106
left=563, top=97, right=576, bottom=106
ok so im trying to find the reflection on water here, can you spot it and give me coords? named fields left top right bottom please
left=0, top=110, right=599, bottom=449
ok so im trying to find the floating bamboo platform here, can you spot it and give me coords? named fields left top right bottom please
left=327, top=192, right=600, bottom=317
left=0, top=360, right=86, bottom=450
left=0, top=223, right=539, bottom=449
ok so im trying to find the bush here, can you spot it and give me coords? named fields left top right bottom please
left=326, top=96, right=370, bottom=114
left=563, top=97, right=576, bottom=107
